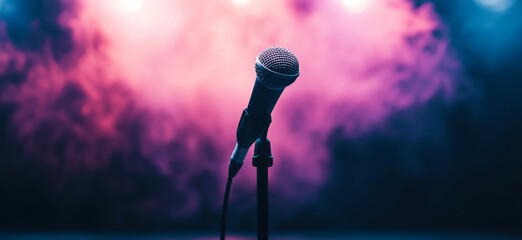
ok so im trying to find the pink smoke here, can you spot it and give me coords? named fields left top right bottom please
left=0, top=0, right=464, bottom=221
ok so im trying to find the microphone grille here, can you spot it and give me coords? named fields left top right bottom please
left=255, top=47, right=300, bottom=90
left=257, top=47, right=300, bottom=76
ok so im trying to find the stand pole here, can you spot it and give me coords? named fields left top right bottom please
left=257, top=162, right=268, bottom=240
left=252, top=138, right=273, bottom=240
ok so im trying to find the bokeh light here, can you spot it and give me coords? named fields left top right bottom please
left=231, top=0, right=251, bottom=6
left=474, top=0, right=515, bottom=12
left=119, top=0, right=142, bottom=13
left=342, top=0, right=370, bottom=14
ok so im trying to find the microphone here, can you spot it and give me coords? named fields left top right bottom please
left=228, top=47, right=300, bottom=177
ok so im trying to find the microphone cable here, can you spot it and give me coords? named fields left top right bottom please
left=220, top=175, right=233, bottom=240
left=221, top=160, right=243, bottom=240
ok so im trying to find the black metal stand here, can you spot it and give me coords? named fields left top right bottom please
left=252, top=138, right=273, bottom=240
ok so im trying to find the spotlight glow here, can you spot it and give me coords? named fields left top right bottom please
left=119, top=0, right=142, bottom=13
left=474, top=0, right=514, bottom=12
left=343, top=0, right=370, bottom=14
left=231, top=0, right=251, bottom=6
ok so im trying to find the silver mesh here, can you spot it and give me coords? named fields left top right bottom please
left=255, top=47, right=300, bottom=90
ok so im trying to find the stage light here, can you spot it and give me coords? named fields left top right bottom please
left=119, top=0, right=142, bottom=13
left=231, top=0, right=251, bottom=6
left=342, top=0, right=370, bottom=14
left=474, top=0, right=514, bottom=12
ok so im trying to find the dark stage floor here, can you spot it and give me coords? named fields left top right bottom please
left=0, top=233, right=519, bottom=240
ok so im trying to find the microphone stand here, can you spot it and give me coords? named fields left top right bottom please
left=228, top=109, right=273, bottom=240
left=252, top=137, right=272, bottom=240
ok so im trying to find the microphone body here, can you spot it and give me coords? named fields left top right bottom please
left=247, top=82, right=283, bottom=119
left=228, top=47, right=300, bottom=177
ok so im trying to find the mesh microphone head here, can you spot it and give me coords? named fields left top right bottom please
left=255, top=47, right=300, bottom=90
